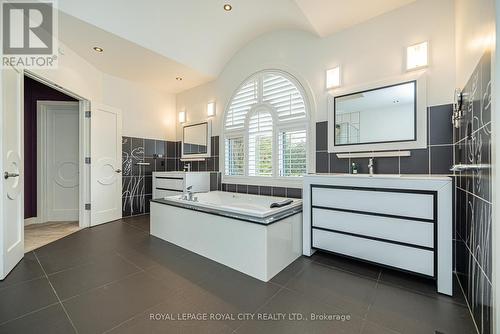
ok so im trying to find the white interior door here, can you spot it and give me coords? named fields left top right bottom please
left=90, top=104, right=122, bottom=226
left=0, top=66, right=24, bottom=280
left=39, top=101, right=79, bottom=222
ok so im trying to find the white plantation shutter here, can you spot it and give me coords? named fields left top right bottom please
left=279, top=130, right=307, bottom=176
left=225, top=78, right=258, bottom=131
left=248, top=111, right=273, bottom=176
left=224, top=70, right=308, bottom=178
left=263, top=73, right=306, bottom=121
left=224, top=137, right=245, bottom=175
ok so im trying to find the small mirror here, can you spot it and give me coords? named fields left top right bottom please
left=334, top=81, right=416, bottom=146
left=182, top=122, right=211, bottom=158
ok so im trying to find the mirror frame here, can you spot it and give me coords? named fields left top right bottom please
left=181, top=120, right=212, bottom=159
left=328, top=72, right=427, bottom=153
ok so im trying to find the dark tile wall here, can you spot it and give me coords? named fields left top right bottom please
left=454, top=52, right=492, bottom=334
left=221, top=183, right=302, bottom=198
left=315, top=104, right=454, bottom=175
left=121, top=136, right=220, bottom=217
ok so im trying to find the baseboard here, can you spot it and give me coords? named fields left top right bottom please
left=24, top=217, right=40, bottom=226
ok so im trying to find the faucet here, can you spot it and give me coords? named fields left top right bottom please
left=183, top=163, right=191, bottom=172
left=368, top=158, right=375, bottom=176
left=183, top=185, right=194, bottom=201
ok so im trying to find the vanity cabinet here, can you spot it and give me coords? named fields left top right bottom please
left=303, top=174, right=452, bottom=295
left=152, top=172, right=210, bottom=199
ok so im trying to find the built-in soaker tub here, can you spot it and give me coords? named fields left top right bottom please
left=150, top=191, right=303, bottom=281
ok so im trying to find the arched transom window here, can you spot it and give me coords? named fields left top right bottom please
left=224, top=70, right=308, bottom=178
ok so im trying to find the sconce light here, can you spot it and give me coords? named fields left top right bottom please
left=207, top=101, right=216, bottom=117
left=406, top=41, right=428, bottom=71
left=178, top=110, right=186, bottom=124
left=326, top=66, right=341, bottom=89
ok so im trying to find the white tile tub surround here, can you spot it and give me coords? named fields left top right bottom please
left=150, top=192, right=303, bottom=282
left=302, top=174, right=453, bottom=295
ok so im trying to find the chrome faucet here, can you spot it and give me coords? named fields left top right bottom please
left=368, top=158, right=375, bottom=176
left=183, top=163, right=191, bottom=172
left=183, top=185, right=194, bottom=201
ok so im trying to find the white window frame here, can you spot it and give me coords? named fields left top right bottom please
left=222, top=70, right=310, bottom=187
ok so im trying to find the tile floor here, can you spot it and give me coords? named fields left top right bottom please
left=0, top=215, right=476, bottom=334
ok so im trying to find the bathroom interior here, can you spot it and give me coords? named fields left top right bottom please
left=0, top=0, right=498, bottom=333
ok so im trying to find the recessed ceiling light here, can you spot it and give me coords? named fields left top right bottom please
left=176, top=77, right=183, bottom=81
left=93, top=46, right=104, bottom=53
left=223, top=4, right=232, bottom=11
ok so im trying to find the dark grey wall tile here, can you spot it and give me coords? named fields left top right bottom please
left=286, top=188, right=302, bottom=198
left=226, top=183, right=236, bottom=192
left=351, top=158, right=369, bottom=174
left=429, top=105, right=453, bottom=145
left=144, top=139, right=156, bottom=157
left=400, top=149, right=429, bottom=174
left=329, top=153, right=349, bottom=173
left=316, top=152, right=329, bottom=173
left=248, top=185, right=259, bottom=195
left=210, top=173, right=218, bottom=191
left=316, top=121, right=328, bottom=151
left=166, top=141, right=176, bottom=158
left=145, top=176, right=152, bottom=195
left=259, top=186, right=271, bottom=196
left=236, top=184, right=248, bottom=194
left=376, top=157, right=399, bottom=174
left=430, top=145, right=453, bottom=174
left=272, top=187, right=286, bottom=197
left=155, top=140, right=165, bottom=157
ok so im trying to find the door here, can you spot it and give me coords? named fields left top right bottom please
left=40, top=101, right=79, bottom=222
left=0, top=66, right=24, bottom=280
left=90, top=104, right=122, bottom=226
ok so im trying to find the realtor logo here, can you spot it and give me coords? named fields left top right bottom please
left=2, top=0, right=58, bottom=68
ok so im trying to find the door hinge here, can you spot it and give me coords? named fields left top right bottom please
left=85, top=203, right=91, bottom=210
left=85, top=157, right=91, bottom=164
left=85, top=111, right=91, bottom=118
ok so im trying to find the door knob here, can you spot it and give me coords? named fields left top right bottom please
left=4, top=172, right=20, bottom=179
left=115, top=169, right=122, bottom=174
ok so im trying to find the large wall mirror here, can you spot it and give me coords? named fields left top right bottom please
left=182, top=121, right=211, bottom=159
left=328, top=74, right=427, bottom=153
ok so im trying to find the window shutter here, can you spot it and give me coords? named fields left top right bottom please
left=248, top=111, right=273, bottom=176
left=224, top=137, right=245, bottom=176
left=225, top=79, right=258, bottom=131
left=279, top=129, right=307, bottom=176
left=263, top=74, right=306, bottom=121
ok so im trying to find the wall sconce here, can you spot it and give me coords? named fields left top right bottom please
left=207, top=101, right=216, bottom=117
left=406, top=41, right=428, bottom=71
left=178, top=110, right=186, bottom=124
left=326, top=66, right=341, bottom=89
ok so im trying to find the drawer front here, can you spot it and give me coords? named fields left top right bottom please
left=312, top=208, right=434, bottom=248
left=153, top=188, right=182, bottom=199
left=312, top=187, right=434, bottom=220
left=155, top=177, right=184, bottom=191
left=313, top=229, right=434, bottom=276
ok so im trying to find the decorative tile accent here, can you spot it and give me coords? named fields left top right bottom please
left=454, top=51, right=492, bottom=334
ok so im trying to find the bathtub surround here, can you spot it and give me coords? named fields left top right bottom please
left=454, top=52, right=492, bottom=334
left=122, top=136, right=220, bottom=217
left=221, top=183, right=303, bottom=199
left=316, top=104, right=454, bottom=175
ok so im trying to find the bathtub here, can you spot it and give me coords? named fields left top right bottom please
left=150, top=191, right=303, bottom=281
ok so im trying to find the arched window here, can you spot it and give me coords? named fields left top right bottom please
left=224, top=70, right=308, bottom=178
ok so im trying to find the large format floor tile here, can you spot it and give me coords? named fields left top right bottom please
left=0, top=216, right=475, bottom=334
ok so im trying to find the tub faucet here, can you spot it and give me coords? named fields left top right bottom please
left=183, top=163, right=191, bottom=172
left=183, top=185, right=194, bottom=201
left=368, top=158, right=375, bottom=176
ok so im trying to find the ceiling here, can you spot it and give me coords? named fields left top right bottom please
left=295, top=0, right=417, bottom=37
left=57, top=0, right=418, bottom=93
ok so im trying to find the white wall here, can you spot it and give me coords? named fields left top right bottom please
left=102, top=75, right=176, bottom=141
left=31, top=42, right=176, bottom=141
left=176, top=0, right=456, bottom=140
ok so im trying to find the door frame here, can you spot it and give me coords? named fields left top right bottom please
left=36, top=101, right=80, bottom=224
left=24, top=71, right=91, bottom=229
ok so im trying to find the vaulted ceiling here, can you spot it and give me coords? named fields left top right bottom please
left=57, top=0, right=417, bottom=93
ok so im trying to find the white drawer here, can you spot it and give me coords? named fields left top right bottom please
left=153, top=189, right=182, bottom=199
left=155, top=177, right=184, bottom=190
left=312, top=229, right=434, bottom=276
left=312, top=187, right=434, bottom=220
left=312, top=208, right=434, bottom=248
